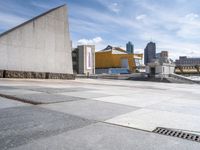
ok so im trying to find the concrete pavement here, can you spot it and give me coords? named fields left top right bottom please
left=0, top=78, right=200, bottom=149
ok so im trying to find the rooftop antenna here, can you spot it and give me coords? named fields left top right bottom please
left=149, top=31, right=153, bottom=42
left=150, top=36, right=153, bottom=42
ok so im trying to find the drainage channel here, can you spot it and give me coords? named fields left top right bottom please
left=153, top=127, right=200, bottom=143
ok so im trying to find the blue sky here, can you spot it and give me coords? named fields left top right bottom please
left=0, top=0, right=200, bottom=59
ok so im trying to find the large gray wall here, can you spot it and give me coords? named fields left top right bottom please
left=0, top=5, right=73, bottom=74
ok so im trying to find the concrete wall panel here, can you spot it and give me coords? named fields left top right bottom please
left=0, top=5, right=72, bottom=74
left=0, top=44, right=7, bottom=69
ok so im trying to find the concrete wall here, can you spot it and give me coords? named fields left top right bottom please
left=146, top=64, right=175, bottom=76
left=78, top=45, right=95, bottom=75
left=0, top=5, right=73, bottom=74
left=160, top=65, right=175, bottom=75
left=156, top=66, right=162, bottom=74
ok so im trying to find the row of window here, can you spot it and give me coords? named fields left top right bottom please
left=176, top=60, right=200, bottom=65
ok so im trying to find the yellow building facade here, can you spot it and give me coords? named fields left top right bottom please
left=95, top=46, right=143, bottom=72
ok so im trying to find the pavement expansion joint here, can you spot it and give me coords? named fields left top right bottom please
left=0, top=94, right=37, bottom=105
left=101, top=121, right=153, bottom=133
left=0, top=94, right=85, bottom=105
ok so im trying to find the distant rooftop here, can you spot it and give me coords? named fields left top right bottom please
left=178, top=56, right=200, bottom=59
left=97, top=45, right=128, bottom=54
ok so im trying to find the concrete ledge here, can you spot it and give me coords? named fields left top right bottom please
left=0, top=70, right=75, bottom=80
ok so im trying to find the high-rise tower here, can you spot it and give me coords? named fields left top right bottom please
left=144, top=42, right=156, bottom=65
left=126, top=41, right=134, bottom=54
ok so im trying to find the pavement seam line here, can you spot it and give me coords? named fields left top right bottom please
left=0, top=94, right=38, bottom=105
left=0, top=94, right=86, bottom=105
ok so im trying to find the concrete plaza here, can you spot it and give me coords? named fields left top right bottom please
left=0, top=78, right=200, bottom=149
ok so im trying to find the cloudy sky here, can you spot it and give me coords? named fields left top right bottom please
left=0, top=0, right=200, bottom=60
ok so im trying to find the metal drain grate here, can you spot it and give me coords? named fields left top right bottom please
left=153, top=127, right=200, bottom=143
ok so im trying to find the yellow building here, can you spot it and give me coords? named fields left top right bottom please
left=95, top=45, right=143, bottom=73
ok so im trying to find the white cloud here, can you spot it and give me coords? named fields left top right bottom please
left=70, top=1, right=200, bottom=58
left=93, top=37, right=103, bottom=43
left=176, top=13, right=200, bottom=39
left=96, top=0, right=120, bottom=13
left=138, top=29, right=200, bottom=60
left=129, top=1, right=200, bottom=58
left=77, top=37, right=105, bottom=51
left=176, top=25, right=200, bottom=39
left=78, top=37, right=103, bottom=45
left=185, top=13, right=199, bottom=21
left=136, top=14, right=146, bottom=20
left=109, top=3, right=120, bottom=13
left=135, top=48, right=144, bottom=54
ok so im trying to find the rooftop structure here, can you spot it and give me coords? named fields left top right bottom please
left=156, top=51, right=168, bottom=59
left=146, top=52, right=175, bottom=77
